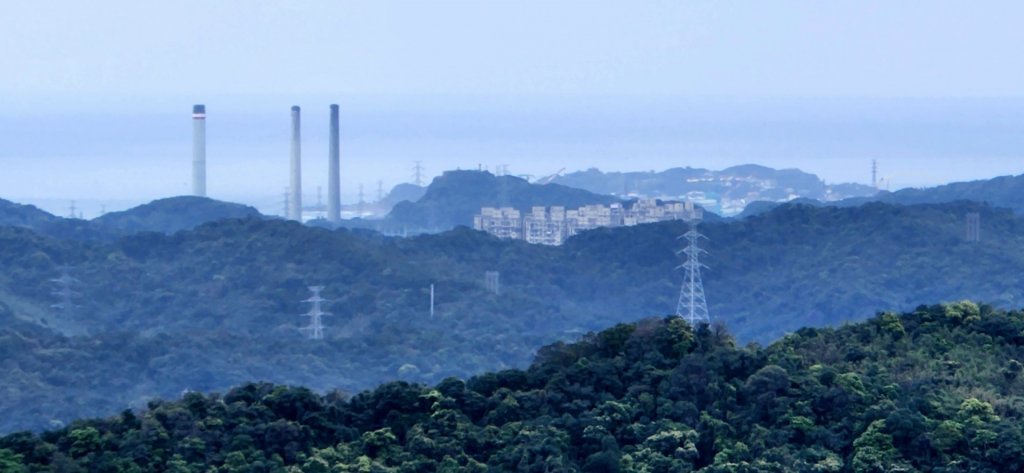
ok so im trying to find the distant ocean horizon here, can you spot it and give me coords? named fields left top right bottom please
left=2, top=96, right=1022, bottom=217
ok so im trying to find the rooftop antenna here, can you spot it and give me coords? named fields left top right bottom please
left=675, top=202, right=710, bottom=325
left=299, top=286, right=329, bottom=340
left=413, top=161, right=425, bottom=186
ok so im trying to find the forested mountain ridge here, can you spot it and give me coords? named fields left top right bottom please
left=552, top=165, right=877, bottom=202
left=382, top=170, right=621, bottom=231
left=0, top=196, right=265, bottom=240
left=741, top=172, right=1024, bottom=218
left=4, top=302, right=1024, bottom=471
left=864, top=173, right=1024, bottom=214
left=2, top=200, right=1024, bottom=432
left=92, top=196, right=264, bottom=235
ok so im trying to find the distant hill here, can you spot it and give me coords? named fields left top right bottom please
left=92, top=196, right=263, bottom=235
left=0, top=199, right=103, bottom=240
left=552, top=165, right=877, bottom=211
left=0, top=196, right=265, bottom=240
left=869, top=173, right=1024, bottom=213
left=379, top=182, right=426, bottom=208
left=383, top=170, right=621, bottom=231
left=1, top=200, right=1023, bottom=431
left=739, top=173, right=1024, bottom=219
left=0, top=199, right=58, bottom=227
left=7, top=303, right=1024, bottom=471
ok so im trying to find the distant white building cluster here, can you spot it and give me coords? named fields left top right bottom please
left=474, top=199, right=701, bottom=245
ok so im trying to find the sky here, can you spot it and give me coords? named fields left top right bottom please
left=2, top=1, right=1023, bottom=215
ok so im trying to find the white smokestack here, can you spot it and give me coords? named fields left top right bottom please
left=328, top=104, right=340, bottom=222
left=289, top=105, right=302, bottom=221
left=192, top=104, right=206, bottom=197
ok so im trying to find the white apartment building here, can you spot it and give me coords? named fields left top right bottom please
left=475, top=200, right=700, bottom=245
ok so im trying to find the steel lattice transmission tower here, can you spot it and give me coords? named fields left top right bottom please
left=50, top=265, right=81, bottom=317
left=299, top=286, right=329, bottom=340
left=675, top=203, right=710, bottom=325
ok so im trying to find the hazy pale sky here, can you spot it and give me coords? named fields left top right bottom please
left=4, top=1, right=1024, bottom=103
left=2, top=1, right=1024, bottom=214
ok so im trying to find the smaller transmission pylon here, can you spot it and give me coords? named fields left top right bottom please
left=50, top=265, right=81, bottom=317
left=299, top=286, right=329, bottom=340
left=675, top=203, right=710, bottom=325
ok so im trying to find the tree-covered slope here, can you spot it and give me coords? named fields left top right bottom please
left=872, top=173, right=1024, bottom=213
left=3, top=200, right=1024, bottom=432
left=91, top=196, right=263, bottom=235
left=5, top=303, right=1024, bottom=471
left=742, top=173, right=1024, bottom=219
left=0, top=196, right=265, bottom=240
left=0, top=198, right=103, bottom=240
left=384, top=170, right=620, bottom=231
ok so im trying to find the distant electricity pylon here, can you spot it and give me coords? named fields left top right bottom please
left=872, top=159, right=878, bottom=189
left=485, top=271, right=500, bottom=295
left=50, top=265, right=81, bottom=317
left=675, top=203, right=710, bottom=325
left=299, top=286, right=329, bottom=340
left=413, top=161, right=425, bottom=186
left=965, top=212, right=981, bottom=242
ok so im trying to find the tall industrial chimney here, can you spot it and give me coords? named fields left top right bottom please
left=192, top=104, right=206, bottom=196
left=289, top=106, right=302, bottom=221
left=328, top=104, right=341, bottom=222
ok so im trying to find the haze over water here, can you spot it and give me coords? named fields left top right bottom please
left=2, top=1, right=1023, bottom=215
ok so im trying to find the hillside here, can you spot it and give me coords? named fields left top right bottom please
left=2, top=200, right=1024, bottom=431
left=379, top=183, right=427, bottom=208
left=0, top=198, right=102, bottom=240
left=869, top=173, right=1024, bottom=213
left=741, top=173, right=1024, bottom=219
left=4, top=303, right=1024, bottom=471
left=92, top=196, right=263, bottom=235
left=0, top=196, right=265, bottom=240
left=553, top=165, right=877, bottom=205
left=383, top=170, right=621, bottom=231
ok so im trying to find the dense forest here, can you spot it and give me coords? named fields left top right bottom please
left=0, top=196, right=262, bottom=241
left=4, top=302, right=1024, bottom=471
left=851, top=173, right=1024, bottom=214
left=2, top=200, right=1024, bottom=432
left=741, top=173, right=1024, bottom=219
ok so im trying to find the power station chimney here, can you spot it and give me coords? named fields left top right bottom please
left=328, top=104, right=341, bottom=222
left=289, top=106, right=302, bottom=221
left=192, top=104, right=206, bottom=196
